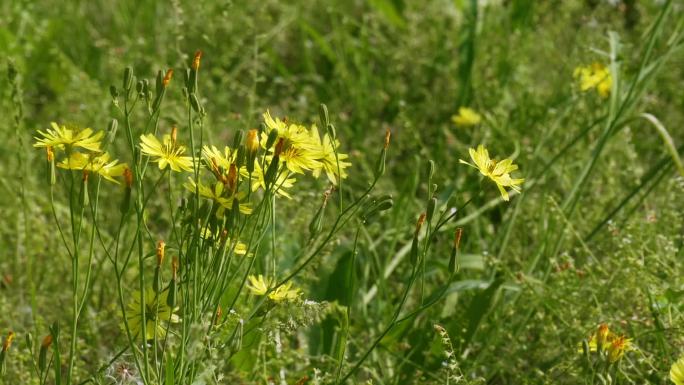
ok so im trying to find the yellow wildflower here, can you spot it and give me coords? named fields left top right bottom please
left=261, top=111, right=321, bottom=174
left=607, top=335, right=632, bottom=363
left=670, top=355, right=684, bottom=385
left=310, top=125, right=351, bottom=185
left=246, top=275, right=300, bottom=302
left=246, top=274, right=269, bottom=296
left=451, top=107, right=482, bottom=126
left=124, top=288, right=179, bottom=341
left=33, top=122, right=103, bottom=152
left=459, top=144, right=524, bottom=201
left=57, top=152, right=128, bottom=183
left=574, top=62, right=612, bottom=98
left=139, top=133, right=193, bottom=172
left=202, top=145, right=236, bottom=170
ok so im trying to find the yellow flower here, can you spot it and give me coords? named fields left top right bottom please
left=607, top=335, right=632, bottom=363
left=33, top=122, right=104, bottom=152
left=310, top=125, right=351, bottom=185
left=184, top=178, right=253, bottom=215
left=261, top=111, right=321, bottom=174
left=57, top=152, right=128, bottom=183
left=246, top=275, right=300, bottom=302
left=123, top=288, right=179, bottom=341
left=246, top=274, right=269, bottom=296
left=202, top=145, right=236, bottom=170
left=670, top=355, right=684, bottom=385
left=574, top=62, right=612, bottom=98
left=451, top=107, right=482, bottom=126
left=459, top=144, right=524, bottom=201
left=139, top=134, right=193, bottom=172
left=241, top=160, right=296, bottom=198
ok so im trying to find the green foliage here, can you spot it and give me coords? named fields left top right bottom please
left=1, top=0, right=683, bottom=384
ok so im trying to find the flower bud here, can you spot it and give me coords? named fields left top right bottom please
left=265, top=130, right=279, bottom=150
left=162, top=69, right=173, bottom=87
left=123, top=67, right=133, bottom=91
left=384, top=127, right=391, bottom=149
left=274, top=138, right=285, bottom=157
left=156, top=241, right=166, bottom=266
left=426, top=197, right=437, bottom=223
left=227, top=164, right=238, bottom=194
left=2, top=331, right=14, bottom=352
left=233, top=129, right=244, bottom=148
left=192, top=50, right=202, bottom=71
left=415, top=212, right=426, bottom=237
left=38, top=335, right=53, bottom=372
left=319, top=104, right=330, bottom=128
left=190, top=93, right=201, bottom=113
left=109, top=85, right=118, bottom=99
left=171, top=125, right=178, bottom=144
left=246, top=129, right=259, bottom=153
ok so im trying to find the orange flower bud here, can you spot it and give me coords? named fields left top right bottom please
left=274, top=138, right=285, bottom=157
left=162, top=69, right=173, bottom=87
left=124, top=167, right=133, bottom=188
left=156, top=240, right=166, bottom=266
left=2, top=331, right=15, bottom=352
left=227, top=163, right=237, bottom=193
left=41, top=334, right=53, bottom=348
left=192, top=50, right=202, bottom=71
left=216, top=306, right=223, bottom=321
left=246, top=129, right=259, bottom=153
left=83, top=170, right=89, bottom=182
left=384, top=127, right=391, bottom=149
left=171, top=125, right=178, bottom=144
left=454, top=228, right=463, bottom=250
left=415, top=212, right=426, bottom=236
left=172, top=256, right=179, bottom=279
left=46, top=146, right=54, bottom=162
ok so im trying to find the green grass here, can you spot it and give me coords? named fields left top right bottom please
left=1, top=1, right=683, bottom=384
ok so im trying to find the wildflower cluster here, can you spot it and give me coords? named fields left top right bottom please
left=580, top=323, right=633, bottom=364
left=34, top=122, right=128, bottom=183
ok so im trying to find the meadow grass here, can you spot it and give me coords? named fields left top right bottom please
left=0, top=1, right=683, bottom=384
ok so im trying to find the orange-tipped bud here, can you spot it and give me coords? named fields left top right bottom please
left=41, top=335, right=53, bottom=349
left=454, top=228, right=463, bottom=250
left=274, top=138, right=285, bottom=157
left=216, top=306, right=223, bottom=321
left=415, top=212, right=426, bottom=236
left=82, top=170, right=89, bottom=182
left=124, top=167, right=133, bottom=188
left=220, top=229, right=228, bottom=241
left=172, top=256, right=179, bottom=279
left=2, top=331, right=15, bottom=352
left=227, top=164, right=237, bottom=193
left=192, top=50, right=202, bottom=71
left=162, top=69, right=173, bottom=87
left=384, top=127, right=391, bottom=149
left=156, top=240, right=166, bottom=266
left=171, top=125, right=178, bottom=144
left=246, top=129, right=259, bottom=153
left=46, top=146, right=54, bottom=162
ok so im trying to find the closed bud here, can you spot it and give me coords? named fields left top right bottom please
left=426, top=197, right=437, bottom=223
left=319, top=104, right=329, bottom=128
left=81, top=171, right=90, bottom=205
left=162, top=69, right=173, bottom=87
left=246, top=129, right=259, bottom=154
left=123, top=67, right=133, bottom=91
left=123, top=167, right=133, bottom=188
left=265, top=130, right=279, bottom=150
left=427, top=160, right=435, bottom=181
left=384, top=127, right=391, bottom=149
left=415, top=212, right=426, bottom=237
left=233, top=129, right=244, bottom=148
left=46, top=146, right=54, bottom=163
left=38, top=335, right=52, bottom=372
left=227, top=164, right=238, bottom=193
left=2, top=331, right=14, bottom=352
left=192, top=50, right=202, bottom=71
left=235, top=145, right=246, bottom=168
left=409, top=236, right=419, bottom=266
left=171, top=125, right=178, bottom=144
left=448, top=246, right=458, bottom=275
left=156, top=241, right=165, bottom=266
left=109, top=85, right=118, bottom=99
left=136, top=80, right=144, bottom=94
left=274, top=138, right=285, bottom=157
left=454, top=228, right=463, bottom=250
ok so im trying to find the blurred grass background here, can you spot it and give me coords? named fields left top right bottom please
left=1, top=0, right=684, bottom=383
